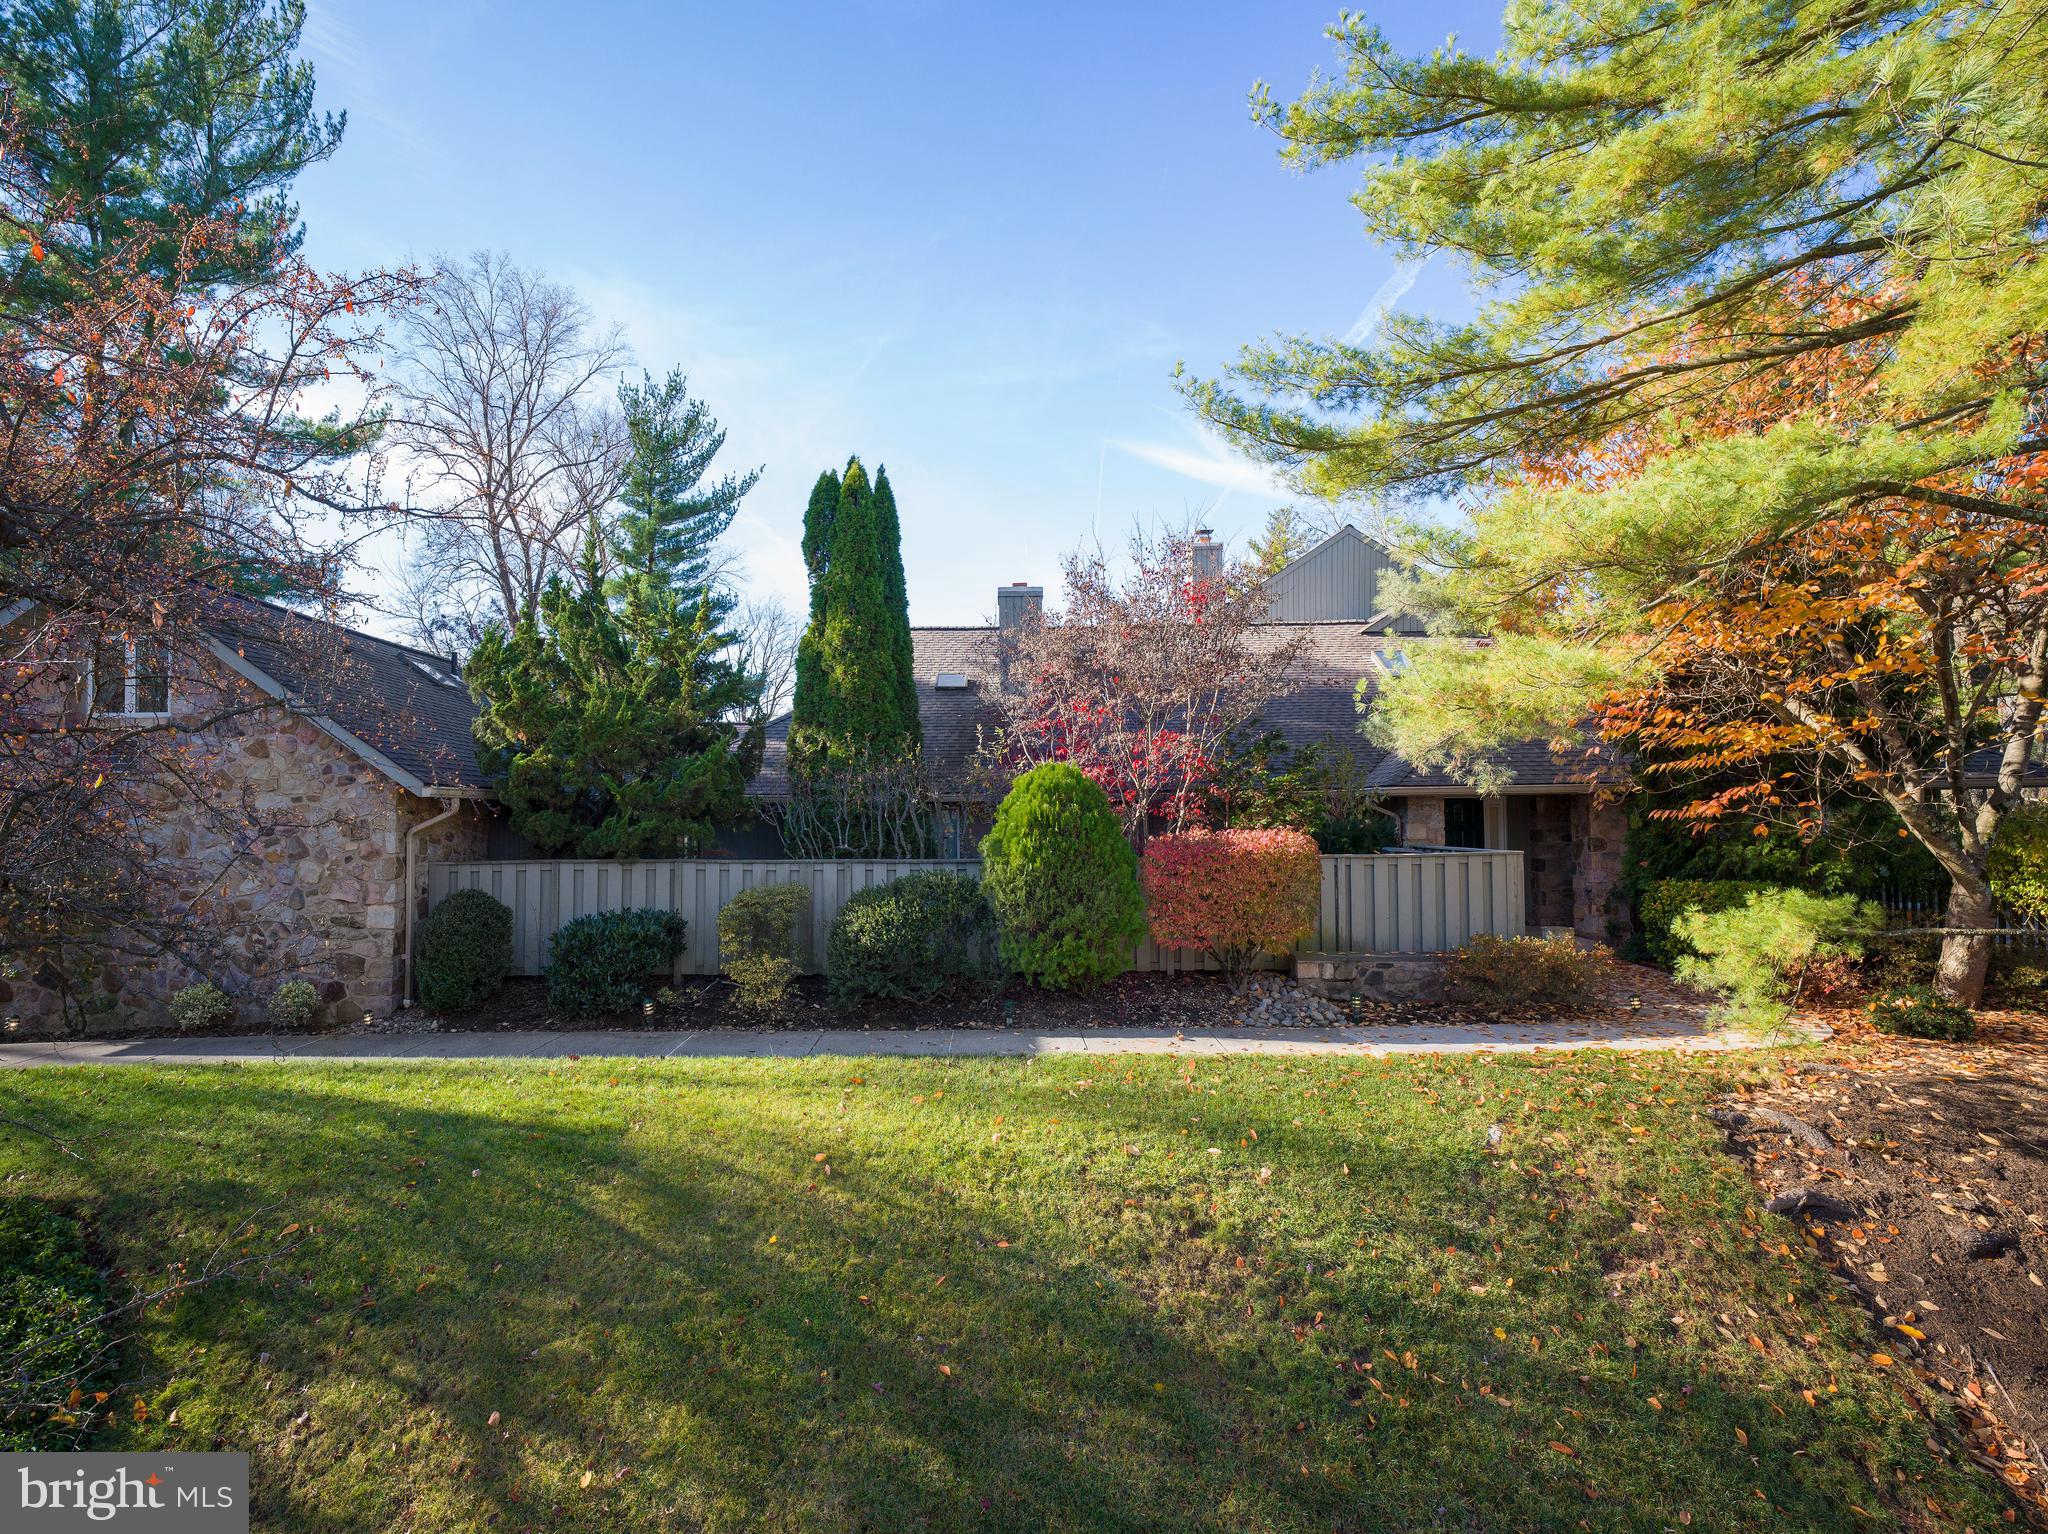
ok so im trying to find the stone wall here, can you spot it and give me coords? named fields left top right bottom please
left=2, top=656, right=491, bottom=1036
left=1570, top=793, right=1631, bottom=943
left=1524, top=796, right=1576, bottom=932
left=1399, top=795, right=1446, bottom=846
left=1294, top=951, right=1447, bottom=1002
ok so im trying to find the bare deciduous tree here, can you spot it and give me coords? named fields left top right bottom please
left=732, top=594, right=800, bottom=722
left=387, top=252, right=629, bottom=630
left=988, top=527, right=1307, bottom=843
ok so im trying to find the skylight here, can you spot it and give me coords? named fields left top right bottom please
left=409, top=657, right=463, bottom=689
left=933, top=672, right=970, bottom=690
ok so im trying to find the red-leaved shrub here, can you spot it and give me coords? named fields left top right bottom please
left=1142, top=828, right=1321, bottom=988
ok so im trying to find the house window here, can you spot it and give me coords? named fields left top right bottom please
left=1443, top=798, right=1486, bottom=848
left=93, top=636, right=172, bottom=718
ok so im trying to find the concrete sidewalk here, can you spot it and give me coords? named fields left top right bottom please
left=0, top=1014, right=1797, bottom=1066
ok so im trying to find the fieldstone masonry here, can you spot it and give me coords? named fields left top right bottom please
left=1294, top=951, right=1447, bottom=1002
left=1400, top=795, right=1446, bottom=846
left=1, top=667, right=489, bottom=1035
left=1525, top=795, right=1575, bottom=932
left=1570, top=793, right=1629, bottom=943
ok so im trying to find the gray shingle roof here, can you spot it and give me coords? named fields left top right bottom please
left=747, top=622, right=1617, bottom=801
left=210, top=596, right=487, bottom=791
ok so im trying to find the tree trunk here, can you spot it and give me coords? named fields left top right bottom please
left=1933, top=877, right=1995, bottom=1007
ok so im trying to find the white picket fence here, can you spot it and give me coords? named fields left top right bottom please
left=425, top=849, right=1526, bottom=979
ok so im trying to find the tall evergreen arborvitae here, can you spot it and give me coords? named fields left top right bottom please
left=789, top=456, right=921, bottom=771
left=800, top=465, right=840, bottom=583
left=869, top=466, right=921, bottom=744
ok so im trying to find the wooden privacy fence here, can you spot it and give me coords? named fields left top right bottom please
left=425, top=849, right=1526, bottom=978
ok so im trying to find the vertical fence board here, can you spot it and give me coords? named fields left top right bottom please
left=425, top=850, right=1528, bottom=978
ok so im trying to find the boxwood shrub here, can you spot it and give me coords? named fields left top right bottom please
left=415, top=889, right=515, bottom=1014
left=828, top=870, right=1005, bottom=1003
left=546, top=908, right=686, bottom=1017
left=718, top=885, right=811, bottom=1012
left=167, top=981, right=232, bottom=1031
left=1869, top=984, right=1975, bottom=1041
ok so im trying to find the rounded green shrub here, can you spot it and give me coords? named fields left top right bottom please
left=828, top=870, right=1004, bottom=1003
left=1868, top=984, right=1975, bottom=1041
left=718, top=884, right=811, bottom=1012
left=167, top=981, right=232, bottom=1031
left=265, top=979, right=321, bottom=1030
left=1637, top=879, right=1774, bottom=968
left=979, top=764, right=1146, bottom=991
left=546, top=908, right=686, bottom=1017
left=415, top=889, right=514, bottom=1014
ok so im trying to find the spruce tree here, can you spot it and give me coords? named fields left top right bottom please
left=789, top=456, right=921, bottom=772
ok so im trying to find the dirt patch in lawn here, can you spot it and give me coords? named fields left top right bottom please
left=1713, top=1010, right=2048, bottom=1516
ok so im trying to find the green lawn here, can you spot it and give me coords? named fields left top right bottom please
left=0, top=1052, right=2005, bottom=1532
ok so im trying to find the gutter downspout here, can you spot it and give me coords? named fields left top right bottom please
left=403, top=790, right=473, bottom=1006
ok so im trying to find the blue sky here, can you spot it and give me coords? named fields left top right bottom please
left=297, top=1, right=1501, bottom=628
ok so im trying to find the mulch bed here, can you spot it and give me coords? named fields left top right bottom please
left=423, top=953, right=1718, bottom=1034
left=10, top=951, right=1724, bottom=1042
left=431, top=971, right=1244, bottom=1033
left=1714, top=1010, right=2048, bottom=1520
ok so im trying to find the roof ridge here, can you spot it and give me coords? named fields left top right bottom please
left=224, top=592, right=460, bottom=669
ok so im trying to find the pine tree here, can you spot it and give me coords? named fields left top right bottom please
left=789, top=457, right=921, bottom=772
left=609, top=369, right=760, bottom=610
left=1248, top=508, right=1312, bottom=575
left=1189, top=0, right=2048, bottom=1003
left=0, top=0, right=343, bottom=294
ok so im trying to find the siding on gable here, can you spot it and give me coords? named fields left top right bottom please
left=1261, top=526, right=1429, bottom=632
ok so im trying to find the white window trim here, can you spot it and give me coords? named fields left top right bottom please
left=92, top=637, right=173, bottom=720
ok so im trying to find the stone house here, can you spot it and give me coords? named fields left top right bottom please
left=745, top=523, right=1631, bottom=940
left=2, top=595, right=495, bottom=1033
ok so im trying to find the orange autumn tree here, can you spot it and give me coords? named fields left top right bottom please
left=1189, top=2, right=2048, bottom=1006
left=1374, top=277, right=2048, bottom=1004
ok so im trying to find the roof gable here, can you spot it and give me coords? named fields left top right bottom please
left=1262, top=524, right=1428, bottom=631
left=4, top=595, right=489, bottom=796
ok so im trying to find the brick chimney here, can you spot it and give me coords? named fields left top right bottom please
left=1190, top=526, right=1223, bottom=585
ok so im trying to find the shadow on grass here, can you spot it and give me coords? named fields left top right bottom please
left=0, top=1057, right=2003, bottom=1533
